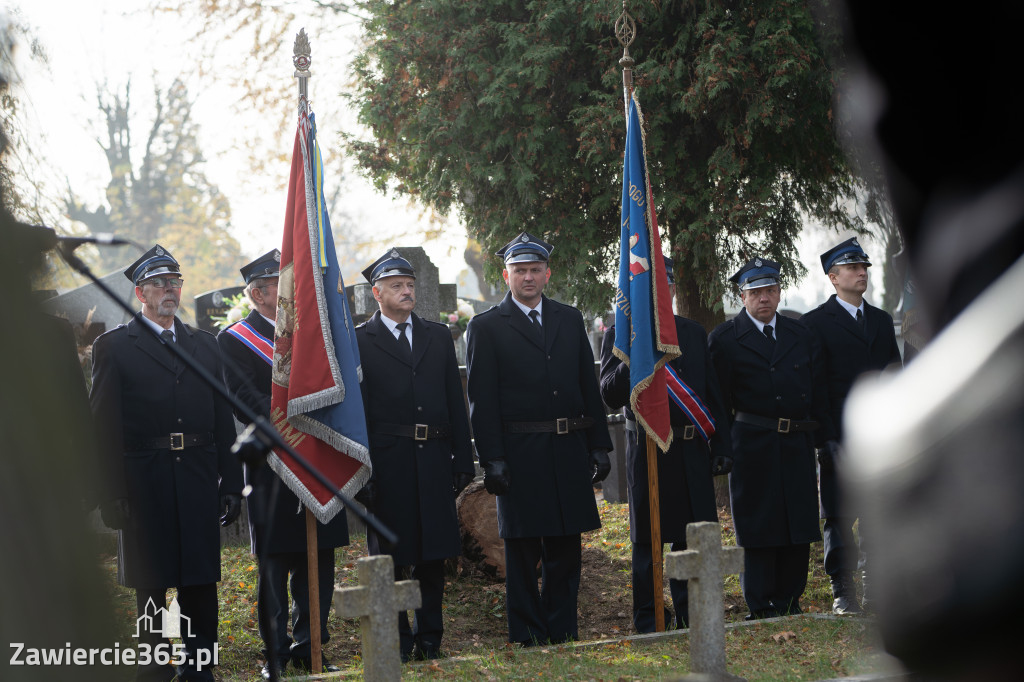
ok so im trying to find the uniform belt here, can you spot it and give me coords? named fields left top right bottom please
left=624, top=417, right=695, bottom=440
left=372, top=422, right=451, bottom=441
left=733, top=412, right=818, bottom=433
left=503, top=417, right=593, bottom=435
left=125, top=432, right=214, bottom=452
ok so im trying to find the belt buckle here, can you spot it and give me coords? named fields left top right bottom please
left=777, top=418, right=790, bottom=434
left=556, top=418, right=569, bottom=435
left=414, top=424, right=429, bottom=441
left=683, top=425, right=695, bottom=440
left=170, top=433, right=185, bottom=450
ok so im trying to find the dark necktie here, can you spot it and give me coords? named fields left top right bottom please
left=160, top=329, right=174, bottom=345
left=856, top=308, right=865, bottom=329
left=395, top=322, right=412, bottom=361
left=529, top=310, right=543, bottom=343
left=763, top=324, right=775, bottom=343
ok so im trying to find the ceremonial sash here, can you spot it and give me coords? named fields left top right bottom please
left=665, top=364, right=716, bottom=443
left=225, top=320, right=274, bottom=366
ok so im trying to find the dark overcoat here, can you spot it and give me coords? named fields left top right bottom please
left=599, top=318, right=732, bottom=543
left=217, top=310, right=349, bottom=555
left=355, top=310, right=474, bottom=566
left=465, top=293, right=612, bottom=539
left=801, top=295, right=902, bottom=517
left=708, top=310, right=826, bottom=548
left=91, top=313, right=243, bottom=589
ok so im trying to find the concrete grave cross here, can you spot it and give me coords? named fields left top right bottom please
left=333, top=555, right=422, bottom=682
left=665, top=521, right=746, bottom=681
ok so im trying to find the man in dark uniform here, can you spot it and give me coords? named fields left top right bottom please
left=216, top=249, right=347, bottom=678
left=708, top=257, right=827, bottom=620
left=465, top=232, right=612, bottom=646
left=801, top=238, right=902, bottom=614
left=91, top=245, right=243, bottom=681
left=599, top=256, right=734, bottom=632
left=354, top=248, right=475, bottom=661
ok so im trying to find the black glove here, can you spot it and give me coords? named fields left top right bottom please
left=453, top=471, right=475, bottom=496
left=219, top=493, right=242, bottom=526
left=100, top=498, right=131, bottom=530
left=589, top=449, right=611, bottom=484
left=355, top=480, right=378, bottom=508
left=483, top=459, right=510, bottom=495
left=711, top=455, right=733, bottom=476
left=817, top=439, right=841, bottom=473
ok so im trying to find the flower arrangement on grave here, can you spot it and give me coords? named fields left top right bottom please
left=440, top=298, right=475, bottom=332
left=211, top=293, right=251, bottom=331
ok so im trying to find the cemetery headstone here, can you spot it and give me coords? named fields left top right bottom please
left=664, top=521, right=746, bottom=681
left=349, top=247, right=457, bottom=326
left=193, top=285, right=245, bottom=334
left=334, top=554, right=422, bottom=681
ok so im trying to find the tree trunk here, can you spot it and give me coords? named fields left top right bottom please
left=456, top=479, right=505, bottom=581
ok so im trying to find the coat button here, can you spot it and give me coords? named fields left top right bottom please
left=418, top=444, right=423, bottom=449
left=417, top=406, right=423, bottom=411
left=793, top=364, right=800, bottom=370
left=177, top=418, right=183, bottom=424
left=776, top=396, right=782, bottom=401
left=553, top=390, right=558, bottom=396
left=175, top=456, right=181, bottom=462
left=770, top=367, right=776, bottom=372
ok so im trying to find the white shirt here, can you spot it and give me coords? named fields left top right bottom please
left=139, top=313, right=175, bottom=342
left=380, top=313, right=413, bottom=346
left=744, top=309, right=778, bottom=339
left=511, top=297, right=543, bottom=325
left=835, top=296, right=865, bottom=321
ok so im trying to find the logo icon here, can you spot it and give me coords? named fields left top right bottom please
left=134, top=597, right=194, bottom=639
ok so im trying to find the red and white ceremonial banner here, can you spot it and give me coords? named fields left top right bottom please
left=267, top=108, right=371, bottom=524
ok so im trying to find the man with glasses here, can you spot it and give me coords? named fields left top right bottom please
left=91, top=244, right=243, bottom=682
left=217, top=249, right=347, bottom=677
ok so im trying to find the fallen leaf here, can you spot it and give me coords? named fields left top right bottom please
left=771, top=630, right=797, bottom=643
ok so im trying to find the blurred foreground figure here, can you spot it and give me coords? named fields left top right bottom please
left=837, top=2, right=1024, bottom=679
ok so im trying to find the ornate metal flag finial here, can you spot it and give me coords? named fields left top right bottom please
left=615, top=3, right=636, bottom=93
left=293, top=29, right=312, bottom=78
left=293, top=28, right=312, bottom=111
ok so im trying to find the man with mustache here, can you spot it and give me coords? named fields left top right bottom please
left=354, top=248, right=474, bottom=661
left=465, top=232, right=612, bottom=646
left=708, top=257, right=828, bottom=620
left=801, top=238, right=902, bottom=614
left=91, top=245, right=243, bottom=681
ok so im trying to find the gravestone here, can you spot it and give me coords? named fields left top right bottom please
left=193, top=285, right=245, bottom=334
left=334, top=554, right=422, bottom=681
left=40, top=269, right=136, bottom=336
left=664, top=522, right=746, bottom=681
left=602, top=412, right=628, bottom=503
left=349, top=247, right=457, bottom=326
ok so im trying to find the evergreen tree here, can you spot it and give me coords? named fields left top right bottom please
left=348, top=0, right=861, bottom=324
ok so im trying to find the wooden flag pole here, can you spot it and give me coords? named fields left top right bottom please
left=646, top=434, right=665, bottom=631
left=293, top=30, right=323, bottom=672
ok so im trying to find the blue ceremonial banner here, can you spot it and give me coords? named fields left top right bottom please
left=612, top=92, right=680, bottom=452
left=268, top=108, right=371, bottom=524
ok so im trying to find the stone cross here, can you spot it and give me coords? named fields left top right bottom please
left=333, top=554, right=421, bottom=681
left=664, top=521, right=746, bottom=681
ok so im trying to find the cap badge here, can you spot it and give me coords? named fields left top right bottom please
left=520, top=235, right=529, bottom=243
left=852, top=239, right=859, bottom=246
left=390, top=248, right=400, bottom=258
left=273, top=251, right=281, bottom=262
left=754, top=258, right=762, bottom=267
left=155, top=246, right=165, bottom=256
